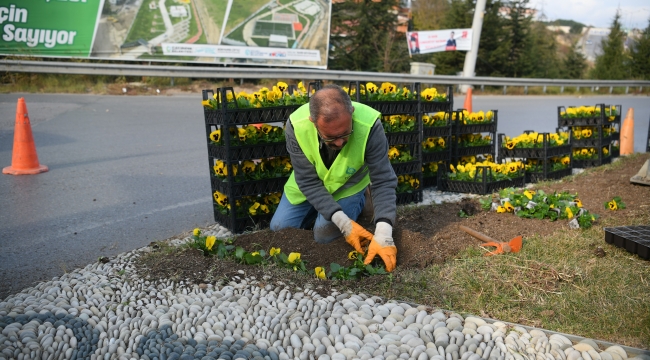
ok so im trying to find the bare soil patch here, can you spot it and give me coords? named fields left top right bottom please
left=135, top=154, right=650, bottom=287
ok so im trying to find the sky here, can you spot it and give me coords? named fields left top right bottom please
left=527, top=0, right=650, bottom=29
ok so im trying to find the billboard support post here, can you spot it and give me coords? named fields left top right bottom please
left=461, top=0, right=487, bottom=93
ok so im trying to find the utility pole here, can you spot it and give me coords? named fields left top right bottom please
left=461, top=0, right=487, bottom=93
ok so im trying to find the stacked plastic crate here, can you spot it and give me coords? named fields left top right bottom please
left=421, top=109, right=454, bottom=188
left=347, top=83, right=453, bottom=204
left=497, top=130, right=573, bottom=183
left=558, top=104, right=621, bottom=168
left=452, top=109, right=498, bottom=163
left=201, top=84, right=316, bottom=233
left=435, top=110, right=517, bottom=195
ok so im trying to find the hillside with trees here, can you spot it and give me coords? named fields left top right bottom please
left=328, top=0, right=650, bottom=80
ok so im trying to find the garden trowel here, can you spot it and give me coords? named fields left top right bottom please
left=459, top=225, right=523, bottom=256
left=630, top=159, right=650, bottom=186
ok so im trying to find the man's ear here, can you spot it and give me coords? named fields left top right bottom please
left=351, top=107, right=355, bottom=115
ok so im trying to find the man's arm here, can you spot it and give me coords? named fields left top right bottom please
left=285, top=120, right=342, bottom=220
left=365, top=120, right=398, bottom=225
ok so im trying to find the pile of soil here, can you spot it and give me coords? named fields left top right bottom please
left=136, top=154, right=650, bottom=284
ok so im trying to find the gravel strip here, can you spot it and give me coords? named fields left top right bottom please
left=0, top=231, right=644, bottom=360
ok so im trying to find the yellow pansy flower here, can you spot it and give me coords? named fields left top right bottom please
left=193, top=228, right=201, bottom=236
left=348, top=251, right=358, bottom=260
left=277, top=82, right=288, bottom=92
left=575, top=199, right=583, bottom=208
left=496, top=206, right=506, bottom=213
left=288, top=252, right=301, bottom=264
left=315, top=267, right=326, bottom=280
left=251, top=251, right=259, bottom=256
left=209, top=129, right=221, bottom=143
left=388, top=147, right=400, bottom=160
left=565, top=207, right=573, bottom=219
left=504, top=201, right=514, bottom=212
left=523, top=190, right=534, bottom=200
left=608, top=201, right=617, bottom=210
left=242, top=160, right=256, bottom=174
left=269, top=247, right=280, bottom=256
left=205, top=236, right=216, bottom=251
left=249, top=202, right=262, bottom=215
left=366, top=82, right=378, bottom=93
left=201, top=99, right=211, bottom=107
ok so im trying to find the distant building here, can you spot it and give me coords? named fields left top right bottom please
left=269, top=34, right=289, bottom=48
left=170, top=6, right=187, bottom=17
left=498, top=6, right=536, bottom=19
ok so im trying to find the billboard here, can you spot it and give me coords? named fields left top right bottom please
left=407, top=29, right=472, bottom=56
left=0, top=0, right=332, bottom=68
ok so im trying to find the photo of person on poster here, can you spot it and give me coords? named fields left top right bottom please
left=409, top=33, right=420, bottom=54
left=445, top=31, right=457, bottom=51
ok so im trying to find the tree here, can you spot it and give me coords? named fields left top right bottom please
left=329, top=0, right=409, bottom=73
left=562, top=42, right=587, bottom=79
left=591, top=11, right=627, bottom=79
left=412, top=0, right=449, bottom=31
left=500, top=0, right=534, bottom=77
left=524, top=22, right=561, bottom=78
left=629, top=19, right=650, bottom=80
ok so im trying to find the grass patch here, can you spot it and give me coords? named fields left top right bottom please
left=349, top=156, right=650, bottom=348
left=124, top=4, right=166, bottom=44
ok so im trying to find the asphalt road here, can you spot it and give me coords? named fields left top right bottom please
left=1, top=93, right=648, bottom=299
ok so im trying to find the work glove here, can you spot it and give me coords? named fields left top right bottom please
left=365, top=222, right=397, bottom=272
left=331, top=211, right=373, bottom=253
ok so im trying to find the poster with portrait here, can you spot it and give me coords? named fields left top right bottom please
left=407, top=29, right=472, bottom=55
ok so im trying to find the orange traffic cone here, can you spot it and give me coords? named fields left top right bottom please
left=620, top=108, right=634, bottom=156
left=3, top=98, right=48, bottom=175
left=463, top=87, right=473, bottom=114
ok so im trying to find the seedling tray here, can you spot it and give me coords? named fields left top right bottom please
left=210, top=176, right=289, bottom=198
left=525, top=167, right=572, bottom=183
left=455, top=122, right=497, bottom=135
left=604, top=226, right=650, bottom=260
left=572, top=156, right=612, bottom=169
left=363, top=100, right=420, bottom=115
left=208, top=143, right=288, bottom=161
left=423, top=150, right=451, bottom=163
left=204, top=106, right=299, bottom=126
left=396, top=190, right=423, bottom=205
left=454, top=144, right=495, bottom=157
left=437, top=166, right=525, bottom=195
left=392, top=160, right=421, bottom=175
left=386, top=131, right=421, bottom=146
left=423, top=125, right=452, bottom=137
left=571, top=133, right=619, bottom=148
left=422, top=176, right=437, bottom=188
left=213, top=207, right=274, bottom=233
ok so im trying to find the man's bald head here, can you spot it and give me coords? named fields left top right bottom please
left=309, top=84, right=354, bottom=124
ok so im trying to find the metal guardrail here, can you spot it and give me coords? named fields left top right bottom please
left=2, top=60, right=650, bottom=90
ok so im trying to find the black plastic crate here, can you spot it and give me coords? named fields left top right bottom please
left=386, top=131, right=420, bottom=145
left=423, top=125, right=452, bottom=137
left=453, top=110, right=498, bottom=135
left=210, top=176, right=289, bottom=198
left=213, top=207, right=275, bottom=234
left=208, top=143, right=288, bottom=161
left=204, top=105, right=300, bottom=126
left=557, top=104, right=621, bottom=127
left=497, top=133, right=571, bottom=160
left=572, top=156, right=612, bottom=168
left=421, top=86, right=453, bottom=113
left=422, top=176, right=437, bottom=188
left=454, top=144, right=495, bottom=157
left=423, top=150, right=451, bottom=163
left=525, top=167, right=572, bottom=183
left=646, top=121, right=650, bottom=152
left=364, top=101, right=420, bottom=115
left=604, top=226, right=650, bottom=260
left=437, top=166, right=525, bottom=195
left=396, top=190, right=423, bottom=205
left=392, top=160, right=421, bottom=175
left=570, top=132, right=619, bottom=148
